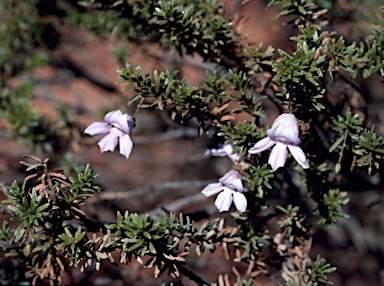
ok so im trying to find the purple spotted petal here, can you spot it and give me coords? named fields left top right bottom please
left=84, top=122, right=110, bottom=136
left=97, top=128, right=120, bottom=153
left=288, top=145, right=309, bottom=169
left=214, top=189, right=233, bottom=212
left=232, top=192, right=247, bottom=212
left=201, top=183, right=223, bottom=197
left=268, top=142, right=288, bottom=171
left=249, top=137, right=275, bottom=154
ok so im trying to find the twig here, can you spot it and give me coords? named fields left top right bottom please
left=133, top=127, right=197, bottom=144
left=178, top=263, right=211, bottom=286
left=99, top=180, right=212, bottom=200
left=147, top=192, right=217, bottom=219
left=134, top=97, right=144, bottom=117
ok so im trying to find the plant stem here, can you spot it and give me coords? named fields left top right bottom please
left=178, top=264, right=210, bottom=286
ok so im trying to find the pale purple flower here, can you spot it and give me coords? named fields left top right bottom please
left=84, top=110, right=134, bottom=159
left=249, top=113, right=309, bottom=171
left=202, top=170, right=247, bottom=212
left=205, top=140, right=242, bottom=164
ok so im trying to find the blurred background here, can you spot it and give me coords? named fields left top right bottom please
left=0, top=0, right=383, bottom=285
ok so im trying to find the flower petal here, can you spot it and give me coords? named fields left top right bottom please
left=249, top=137, right=275, bottom=154
left=104, top=110, right=122, bottom=123
left=104, top=110, right=133, bottom=134
left=128, top=115, right=135, bottom=130
left=267, top=113, right=301, bottom=145
left=270, top=113, right=299, bottom=135
left=214, top=190, right=232, bottom=212
left=268, top=123, right=301, bottom=146
left=201, top=183, right=223, bottom=197
left=219, top=170, right=243, bottom=192
left=97, top=129, right=119, bottom=153
left=232, top=192, right=247, bottom=212
left=205, top=148, right=227, bottom=157
left=206, top=141, right=241, bottom=163
left=118, top=113, right=134, bottom=134
left=286, top=126, right=301, bottom=145
left=223, top=143, right=241, bottom=163
left=288, top=145, right=309, bottom=169
left=268, top=142, right=288, bottom=171
left=119, top=134, right=133, bottom=159
left=84, top=122, right=110, bottom=136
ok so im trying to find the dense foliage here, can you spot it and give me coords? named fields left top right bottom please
left=0, top=0, right=383, bottom=285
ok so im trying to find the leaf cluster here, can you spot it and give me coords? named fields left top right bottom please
left=352, top=127, right=384, bottom=174
left=268, top=1, right=383, bottom=112
left=273, top=41, right=327, bottom=111
left=219, top=121, right=262, bottom=155
left=243, top=164, right=274, bottom=198
left=281, top=255, right=336, bottom=286
left=304, top=162, right=350, bottom=227
left=268, top=0, right=328, bottom=25
left=313, top=189, right=349, bottom=226
left=118, top=64, right=265, bottom=132
left=277, top=204, right=309, bottom=243
left=105, top=211, right=252, bottom=279
left=245, top=44, right=275, bottom=73
left=306, top=255, right=337, bottom=285
left=76, top=0, right=245, bottom=69
left=0, top=154, right=343, bottom=285
left=329, top=108, right=367, bottom=173
left=0, top=156, right=101, bottom=284
left=2, top=0, right=383, bottom=284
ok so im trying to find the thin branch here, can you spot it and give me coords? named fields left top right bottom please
left=133, top=127, right=198, bottom=144
left=99, top=180, right=212, bottom=200
left=178, top=263, right=211, bottom=286
left=147, top=192, right=218, bottom=219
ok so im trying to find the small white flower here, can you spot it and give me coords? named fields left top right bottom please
left=249, top=113, right=309, bottom=171
left=205, top=140, right=242, bottom=164
left=202, top=170, right=247, bottom=212
left=84, top=110, right=134, bottom=159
